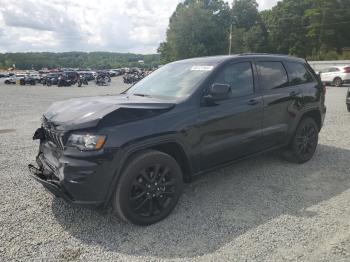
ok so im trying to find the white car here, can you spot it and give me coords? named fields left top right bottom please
left=4, top=74, right=26, bottom=84
left=320, top=66, right=350, bottom=87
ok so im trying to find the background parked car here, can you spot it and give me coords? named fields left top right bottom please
left=57, top=71, right=79, bottom=87
left=4, top=74, right=26, bottom=84
left=42, top=73, right=61, bottom=86
left=320, top=66, right=350, bottom=87
left=19, top=75, right=36, bottom=85
left=95, top=71, right=111, bottom=86
left=77, top=71, right=95, bottom=82
left=0, top=72, right=9, bottom=78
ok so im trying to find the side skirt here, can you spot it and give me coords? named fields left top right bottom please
left=192, top=144, right=287, bottom=179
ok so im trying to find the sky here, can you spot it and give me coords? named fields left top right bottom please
left=0, top=0, right=279, bottom=54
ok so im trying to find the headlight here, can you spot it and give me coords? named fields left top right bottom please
left=66, top=134, right=106, bottom=151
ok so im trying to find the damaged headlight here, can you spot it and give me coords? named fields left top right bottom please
left=66, top=134, right=106, bottom=151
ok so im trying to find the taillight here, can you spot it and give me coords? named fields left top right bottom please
left=343, top=67, right=350, bottom=73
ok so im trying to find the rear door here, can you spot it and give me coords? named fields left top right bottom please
left=256, top=59, right=302, bottom=147
left=321, top=67, right=339, bottom=82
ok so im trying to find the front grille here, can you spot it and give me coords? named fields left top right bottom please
left=43, top=128, right=65, bottom=150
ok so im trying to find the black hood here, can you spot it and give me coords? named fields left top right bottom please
left=44, top=94, right=175, bottom=131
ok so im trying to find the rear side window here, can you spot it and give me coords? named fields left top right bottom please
left=214, top=62, right=254, bottom=98
left=287, top=62, right=314, bottom=85
left=329, top=67, right=340, bottom=72
left=256, top=62, right=288, bottom=90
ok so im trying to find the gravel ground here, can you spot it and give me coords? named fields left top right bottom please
left=0, top=79, right=349, bottom=262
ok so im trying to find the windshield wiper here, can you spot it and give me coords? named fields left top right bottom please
left=133, top=93, right=152, bottom=98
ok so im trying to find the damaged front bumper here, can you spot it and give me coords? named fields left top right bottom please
left=28, top=163, right=73, bottom=201
left=28, top=128, right=119, bottom=208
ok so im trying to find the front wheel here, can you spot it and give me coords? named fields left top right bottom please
left=286, top=118, right=319, bottom=163
left=113, top=150, right=183, bottom=226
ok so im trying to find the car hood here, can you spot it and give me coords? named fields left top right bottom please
left=43, top=94, right=175, bottom=131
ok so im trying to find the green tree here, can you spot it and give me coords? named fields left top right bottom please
left=232, top=0, right=259, bottom=30
left=159, top=0, right=232, bottom=62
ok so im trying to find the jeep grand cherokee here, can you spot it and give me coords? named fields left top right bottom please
left=29, top=54, right=326, bottom=225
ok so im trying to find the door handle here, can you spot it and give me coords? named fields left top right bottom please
left=247, top=99, right=260, bottom=106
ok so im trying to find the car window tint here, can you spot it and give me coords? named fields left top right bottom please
left=257, top=62, right=288, bottom=90
left=213, top=62, right=254, bottom=98
left=287, top=62, right=314, bottom=85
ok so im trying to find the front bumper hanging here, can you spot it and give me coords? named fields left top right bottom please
left=28, top=163, right=73, bottom=202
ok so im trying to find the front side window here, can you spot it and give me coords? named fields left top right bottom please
left=213, top=62, right=254, bottom=98
left=287, top=62, right=314, bottom=85
left=257, top=62, right=289, bottom=90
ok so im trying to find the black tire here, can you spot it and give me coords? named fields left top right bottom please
left=333, top=77, right=343, bottom=87
left=286, top=117, right=319, bottom=164
left=4, top=80, right=10, bottom=84
left=347, top=104, right=350, bottom=112
left=113, top=150, right=183, bottom=226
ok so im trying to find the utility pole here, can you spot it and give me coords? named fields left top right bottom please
left=319, top=7, right=326, bottom=57
left=229, top=24, right=233, bottom=55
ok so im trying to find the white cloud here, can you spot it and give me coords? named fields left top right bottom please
left=258, top=0, right=279, bottom=10
left=0, top=0, right=279, bottom=54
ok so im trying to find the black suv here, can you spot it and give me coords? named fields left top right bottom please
left=29, top=54, right=326, bottom=225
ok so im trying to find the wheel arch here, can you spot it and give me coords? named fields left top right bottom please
left=301, top=109, right=322, bottom=132
left=104, top=139, right=193, bottom=207
left=148, top=142, right=192, bottom=183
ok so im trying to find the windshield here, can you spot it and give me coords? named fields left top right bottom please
left=126, top=61, right=215, bottom=99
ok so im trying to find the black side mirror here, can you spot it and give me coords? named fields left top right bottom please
left=203, top=83, right=231, bottom=105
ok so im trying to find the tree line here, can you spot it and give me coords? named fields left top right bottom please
left=0, top=52, right=160, bottom=70
left=158, top=0, right=350, bottom=63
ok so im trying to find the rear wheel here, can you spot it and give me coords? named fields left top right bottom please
left=333, top=77, right=343, bottom=87
left=286, top=118, right=319, bottom=163
left=113, top=150, right=183, bottom=226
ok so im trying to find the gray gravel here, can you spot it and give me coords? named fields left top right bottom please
left=0, top=79, right=350, bottom=261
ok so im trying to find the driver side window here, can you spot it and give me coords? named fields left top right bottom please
left=213, top=62, right=254, bottom=98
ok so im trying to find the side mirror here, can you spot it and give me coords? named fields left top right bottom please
left=203, top=83, right=231, bottom=105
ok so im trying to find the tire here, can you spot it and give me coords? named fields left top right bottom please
left=113, top=150, right=183, bottom=226
left=4, top=80, right=10, bottom=84
left=333, top=77, right=343, bottom=87
left=347, top=104, right=350, bottom=112
left=286, top=117, right=319, bottom=164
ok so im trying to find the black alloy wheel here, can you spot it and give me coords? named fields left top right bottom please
left=130, top=165, right=176, bottom=218
left=288, top=118, right=319, bottom=163
left=113, top=150, right=183, bottom=226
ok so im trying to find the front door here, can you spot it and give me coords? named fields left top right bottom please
left=198, top=60, right=264, bottom=170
